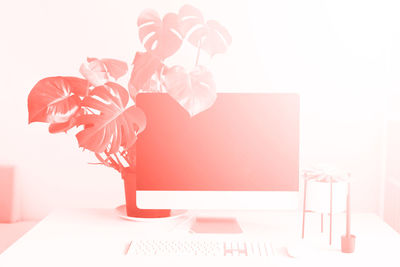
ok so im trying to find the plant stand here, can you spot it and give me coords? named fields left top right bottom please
left=301, top=177, right=348, bottom=245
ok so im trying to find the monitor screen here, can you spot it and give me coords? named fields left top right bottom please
left=136, top=93, right=299, bottom=195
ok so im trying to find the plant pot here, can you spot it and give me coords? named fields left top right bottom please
left=341, top=234, right=356, bottom=253
left=121, top=168, right=171, bottom=218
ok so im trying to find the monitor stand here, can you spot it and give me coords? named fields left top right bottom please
left=190, top=217, right=243, bottom=234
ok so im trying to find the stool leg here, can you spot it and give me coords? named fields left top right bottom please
left=329, top=178, right=333, bottom=245
left=321, top=213, right=324, bottom=233
left=302, top=179, right=308, bottom=239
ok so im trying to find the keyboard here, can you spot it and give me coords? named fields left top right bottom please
left=127, top=238, right=276, bottom=256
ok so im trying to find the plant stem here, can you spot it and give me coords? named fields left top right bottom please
left=113, top=152, right=124, bottom=169
left=195, top=39, right=203, bottom=66
left=96, top=152, right=119, bottom=172
left=120, top=150, right=131, bottom=168
left=104, top=151, right=120, bottom=171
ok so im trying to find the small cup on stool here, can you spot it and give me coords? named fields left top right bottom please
left=341, top=234, right=356, bottom=253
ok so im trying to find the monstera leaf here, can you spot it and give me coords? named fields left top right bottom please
left=163, top=65, right=216, bottom=116
left=178, top=5, right=232, bottom=57
left=28, top=76, right=89, bottom=132
left=76, top=82, right=146, bottom=153
left=80, top=58, right=128, bottom=86
left=48, top=109, right=86, bottom=134
left=178, top=4, right=204, bottom=37
left=128, top=51, right=164, bottom=99
left=137, top=9, right=183, bottom=59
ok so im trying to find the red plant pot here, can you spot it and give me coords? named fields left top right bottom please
left=341, top=234, right=356, bottom=253
left=121, top=168, right=171, bottom=218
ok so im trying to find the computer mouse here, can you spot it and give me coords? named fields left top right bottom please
left=286, top=239, right=313, bottom=258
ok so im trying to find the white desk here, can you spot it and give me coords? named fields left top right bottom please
left=0, top=209, right=399, bottom=267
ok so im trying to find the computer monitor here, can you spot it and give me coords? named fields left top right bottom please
left=135, top=93, right=299, bottom=210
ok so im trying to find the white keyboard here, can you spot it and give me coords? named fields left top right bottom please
left=127, top=238, right=276, bottom=256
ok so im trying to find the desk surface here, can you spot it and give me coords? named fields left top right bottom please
left=0, top=209, right=399, bottom=267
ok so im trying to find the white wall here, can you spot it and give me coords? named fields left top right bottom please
left=1, top=0, right=399, bottom=220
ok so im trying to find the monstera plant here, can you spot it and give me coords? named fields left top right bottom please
left=27, top=4, right=231, bottom=174
left=27, top=5, right=231, bottom=218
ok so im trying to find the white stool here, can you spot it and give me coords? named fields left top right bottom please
left=301, top=177, right=349, bottom=245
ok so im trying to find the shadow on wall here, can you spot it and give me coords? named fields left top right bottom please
left=0, top=166, right=38, bottom=254
left=0, top=166, right=20, bottom=223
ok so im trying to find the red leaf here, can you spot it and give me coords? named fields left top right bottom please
left=163, top=65, right=216, bottom=116
left=79, top=59, right=108, bottom=86
left=28, top=76, right=89, bottom=124
left=48, top=109, right=85, bottom=133
left=75, top=82, right=146, bottom=153
left=128, top=51, right=163, bottom=99
left=138, top=9, right=183, bottom=59
left=178, top=4, right=204, bottom=37
left=179, top=5, right=232, bottom=56
left=99, top=58, right=128, bottom=80
left=80, top=58, right=128, bottom=86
